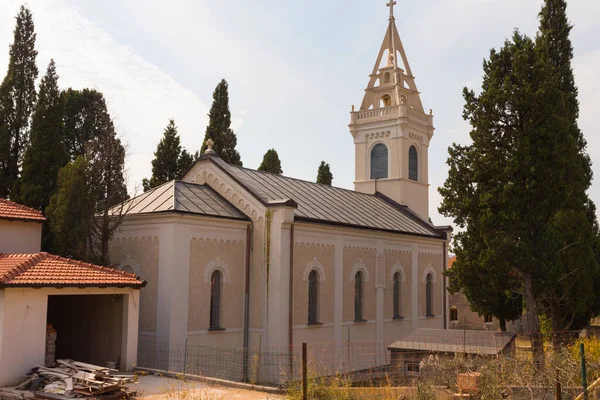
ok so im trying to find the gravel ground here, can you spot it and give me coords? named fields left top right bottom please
left=129, top=375, right=283, bottom=400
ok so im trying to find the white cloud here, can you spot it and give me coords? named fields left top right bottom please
left=0, top=0, right=208, bottom=192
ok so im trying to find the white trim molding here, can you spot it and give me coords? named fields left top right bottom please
left=389, top=263, right=407, bottom=282
left=204, top=257, right=232, bottom=284
left=302, top=257, right=327, bottom=282
left=422, top=263, right=437, bottom=283
left=351, top=259, right=370, bottom=282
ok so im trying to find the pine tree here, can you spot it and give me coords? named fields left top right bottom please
left=143, top=119, right=183, bottom=191
left=200, top=79, right=242, bottom=166
left=178, top=149, right=199, bottom=177
left=316, top=161, right=333, bottom=185
left=439, top=31, right=593, bottom=360
left=258, top=149, right=282, bottom=174
left=0, top=5, right=38, bottom=198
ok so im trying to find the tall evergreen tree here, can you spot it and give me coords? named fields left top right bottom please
left=200, top=79, right=242, bottom=166
left=258, top=149, right=282, bottom=174
left=439, top=31, right=592, bottom=359
left=15, top=60, right=68, bottom=250
left=46, top=156, right=94, bottom=261
left=537, top=0, right=599, bottom=336
left=316, top=161, right=333, bottom=185
left=0, top=5, right=38, bottom=198
left=143, top=119, right=198, bottom=191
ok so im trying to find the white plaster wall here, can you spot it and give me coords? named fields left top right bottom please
left=0, top=287, right=140, bottom=387
left=0, top=220, right=42, bottom=253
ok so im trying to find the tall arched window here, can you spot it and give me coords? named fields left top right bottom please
left=308, top=270, right=319, bottom=325
left=393, top=272, right=402, bottom=319
left=371, top=144, right=388, bottom=180
left=210, top=270, right=222, bottom=329
left=425, top=273, right=434, bottom=317
left=354, top=271, right=365, bottom=322
left=409, top=146, right=418, bottom=181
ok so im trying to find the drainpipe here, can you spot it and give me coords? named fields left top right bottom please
left=442, top=240, right=448, bottom=330
left=288, top=224, right=295, bottom=376
left=243, top=224, right=252, bottom=381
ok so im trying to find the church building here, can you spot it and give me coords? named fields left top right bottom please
left=109, top=2, right=451, bottom=355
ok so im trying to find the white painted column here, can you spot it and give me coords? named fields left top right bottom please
left=411, top=244, right=419, bottom=331
left=334, top=239, right=344, bottom=343
left=121, top=291, right=140, bottom=371
left=155, top=224, right=175, bottom=348
left=375, top=244, right=385, bottom=342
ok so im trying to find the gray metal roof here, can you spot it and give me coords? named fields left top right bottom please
left=388, top=329, right=516, bottom=356
left=118, top=180, right=248, bottom=220
left=210, top=157, right=444, bottom=238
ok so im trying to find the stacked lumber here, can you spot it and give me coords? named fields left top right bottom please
left=15, top=360, right=136, bottom=400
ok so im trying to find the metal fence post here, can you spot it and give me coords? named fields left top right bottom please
left=302, top=342, right=308, bottom=400
left=581, top=343, right=588, bottom=400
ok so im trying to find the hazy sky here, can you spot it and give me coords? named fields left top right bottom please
left=0, top=0, right=598, bottom=229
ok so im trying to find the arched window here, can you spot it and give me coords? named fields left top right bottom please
left=484, top=314, right=493, bottom=324
left=308, top=270, right=319, bottom=325
left=409, top=146, right=418, bottom=181
left=354, top=271, right=365, bottom=322
left=371, top=144, right=388, bottom=180
left=450, top=307, right=458, bottom=322
left=393, top=272, right=402, bottom=319
left=380, top=94, right=392, bottom=108
left=425, top=273, right=434, bottom=317
left=210, top=270, right=222, bottom=330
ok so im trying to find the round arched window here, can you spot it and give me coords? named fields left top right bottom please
left=371, top=144, right=388, bottom=180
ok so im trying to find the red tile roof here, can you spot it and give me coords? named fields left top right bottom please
left=0, top=253, right=145, bottom=288
left=0, top=198, right=45, bottom=221
left=448, top=255, right=456, bottom=269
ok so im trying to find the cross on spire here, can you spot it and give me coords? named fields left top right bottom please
left=387, top=0, right=397, bottom=19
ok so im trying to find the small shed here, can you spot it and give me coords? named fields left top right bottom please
left=0, top=252, right=146, bottom=386
left=388, top=329, right=516, bottom=373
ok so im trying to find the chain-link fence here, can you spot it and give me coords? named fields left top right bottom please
left=136, top=330, right=600, bottom=399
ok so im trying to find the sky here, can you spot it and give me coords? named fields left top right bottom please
left=0, top=0, right=599, bottom=229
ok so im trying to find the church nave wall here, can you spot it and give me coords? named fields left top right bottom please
left=110, top=236, right=160, bottom=334
left=383, top=250, right=412, bottom=321
left=342, top=246, right=377, bottom=323
left=188, top=238, right=245, bottom=336
left=417, top=252, right=444, bottom=326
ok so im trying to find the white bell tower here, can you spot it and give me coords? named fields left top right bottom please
left=349, top=1, right=434, bottom=220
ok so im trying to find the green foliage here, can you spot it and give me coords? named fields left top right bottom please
left=143, top=119, right=198, bottom=192
left=200, top=79, right=242, bottom=166
left=46, top=156, right=94, bottom=261
left=317, top=161, right=333, bottom=185
left=0, top=5, right=38, bottom=198
left=258, top=149, right=282, bottom=174
left=439, top=23, right=597, bottom=357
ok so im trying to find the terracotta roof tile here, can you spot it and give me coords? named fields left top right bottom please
left=0, top=253, right=145, bottom=288
left=448, top=255, right=456, bottom=269
left=0, top=198, right=45, bottom=221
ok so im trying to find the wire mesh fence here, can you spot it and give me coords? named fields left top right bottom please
left=137, top=330, right=600, bottom=399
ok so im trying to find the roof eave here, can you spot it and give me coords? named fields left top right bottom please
left=294, top=216, right=445, bottom=239
left=0, top=281, right=147, bottom=289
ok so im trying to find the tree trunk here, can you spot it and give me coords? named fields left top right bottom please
left=550, top=301, right=564, bottom=350
left=523, top=272, right=545, bottom=366
left=500, top=317, right=507, bottom=332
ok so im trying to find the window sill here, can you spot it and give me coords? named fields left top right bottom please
left=208, top=327, right=226, bottom=332
left=393, top=316, right=405, bottom=320
left=354, top=319, right=368, bottom=324
left=307, top=322, right=323, bottom=326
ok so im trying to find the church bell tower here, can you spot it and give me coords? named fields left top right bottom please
left=349, top=1, right=434, bottom=220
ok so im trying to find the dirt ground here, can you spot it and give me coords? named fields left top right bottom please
left=130, top=375, right=284, bottom=400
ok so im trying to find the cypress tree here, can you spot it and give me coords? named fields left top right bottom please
left=200, top=79, right=242, bottom=166
left=316, top=161, right=333, bottom=185
left=143, top=119, right=184, bottom=191
left=439, top=31, right=587, bottom=360
left=258, top=149, right=283, bottom=174
left=0, top=5, right=38, bottom=198
left=17, top=60, right=68, bottom=210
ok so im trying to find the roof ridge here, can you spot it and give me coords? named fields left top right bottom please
left=46, top=253, right=140, bottom=279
